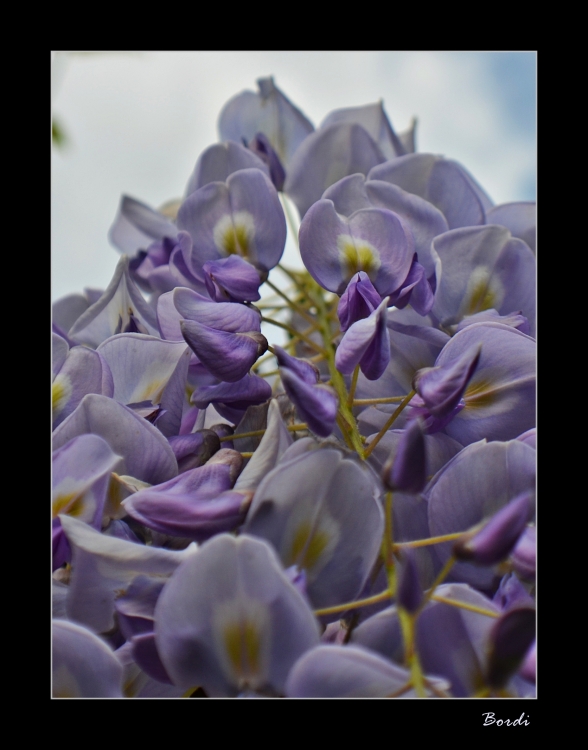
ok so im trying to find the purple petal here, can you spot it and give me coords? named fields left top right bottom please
left=335, top=297, right=390, bottom=380
left=68, top=257, right=159, bottom=348
left=337, top=271, right=382, bottom=331
left=185, top=140, right=269, bottom=196
left=108, top=195, right=177, bottom=256
left=244, top=449, right=384, bottom=608
left=203, top=255, right=261, bottom=303
left=154, top=533, right=320, bottom=695
left=218, top=76, right=314, bottom=167
left=414, top=343, right=481, bottom=419
left=382, top=417, right=426, bottom=493
left=320, top=101, right=406, bottom=160
left=52, top=394, right=178, bottom=486
left=53, top=620, right=123, bottom=697
left=280, top=369, right=338, bottom=438
left=273, top=345, right=319, bottom=385
left=181, top=320, right=267, bottom=382
left=285, top=122, right=385, bottom=219
left=454, top=491, right=533, bottom=566
left=248, top=132, right=286, bottom=191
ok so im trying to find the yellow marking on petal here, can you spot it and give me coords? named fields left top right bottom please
left=103, top=473, right=127, bottom=520
left=213, top=597, right=270, bottom=689
left=461, top=267, right=504, bottom=317
left=136, top=378, right=166, bottom=404
left=213, top=211, right=255, bottom=259
left=52, top=374, right=72, bottom=418
left=289, top=521, right=330, bottom=572
left=337, top=234, right=381, bottom=282
left=52, top=491, right=86, bottom=519
left=465, top=280, right=496, bottom=315
left=464, top=378, right=497, bottom=410
left=223, top=619, right=262, bottom=678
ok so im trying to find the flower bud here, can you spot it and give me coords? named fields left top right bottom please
left=396, top=548, right=422, bottom=614
left=382, top=418, right=426, bottom=493
left=453, top=492, right=533, bottom=566
left=486, top=607, right=536, bottom=689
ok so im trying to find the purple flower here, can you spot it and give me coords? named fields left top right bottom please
left=274, top=346, right=338, bottom=437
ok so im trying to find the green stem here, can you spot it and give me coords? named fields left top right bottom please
left=261, top=317, right=326, bottom=356
left=398, top=608, right=427, bottom=697
left=347, top=365, right=360, bottom=408
left=313, top=589, right=392, bottom=617
left=394, top=531, right=466, bottom=550
left=429, top=594, right=499, bottom=619
left=363, top=390, right=416, bottom=459
left=384, top=491, right=396, bottom=589
left=309, top=287, right=366, bottom=457
left=220, top=423, right=309, bottom=442
left=420, top=555, right=457, bottom=609
left=352, top=396, right=407, bottom=406
left=264, top=279, right=316, bottom=326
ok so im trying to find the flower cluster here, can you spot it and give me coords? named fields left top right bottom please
left=52, top=77, right=536, bottom=698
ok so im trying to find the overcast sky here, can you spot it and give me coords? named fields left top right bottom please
left=51, top=51, right=536, bottom=304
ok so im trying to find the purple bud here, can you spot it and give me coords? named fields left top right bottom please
left=453, top=492, right=533, bottom=566
left=396, top=548, right=422, bottom=614
left=203, top=255, right=262, bottom=303
left=168, top=430, right=221, bottom=473
left=206, top=448, right=245, bottom=484
left=248, top=132, right=286, bottom=191
left=388, top=255, right=434, bottom=316
left=486, top=607, right=536, bottom=689
left=279, top=368, right=338, bottom=438
left=382, top=418, right=426, bottom=493
left=209, top=423, right=235, bottom=449
left=414, top=343, right=481, bottom=418
left=337, top=272, right=382, bottom=331
left=273, top=345, right=319, bottom=384
left=181, top=319, right=268, bottom=383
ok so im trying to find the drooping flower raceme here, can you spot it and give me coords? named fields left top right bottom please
left=52, top=76, right=536, bottom=699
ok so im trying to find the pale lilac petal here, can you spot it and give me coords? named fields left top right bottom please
left=335, top=297, right=390, bottom=380
left=52, top=393, right=178, bottom=485
left=234, top=399, right=293, bottom=492
left=60, top=514, right=196, bottom=633
left=53, top=434, right=122, bottom=529
left=486, top=201, right=536, bottom=253
left=435, top=322, right=536, bottom=445
left=173, top=286, right=262, bottom=333
left=97, top=334, right=189, bottom=408
left=155, top=534, right=320, bottom=695
left=285, top=123, right=385, bottom=218
left=286, top=645, right=448, bottom=698
left=109, top=195, right=177, bottom=255
left=320, top=101, right=406, bottom=159
left=52, top=345, right=114, bottom=429
left=68, top=257, right=159, bottom=348
left=431, top=225, right=536, bottom=335
left=218, top=76, right=314, bottom=167
left=185, top=140, right=269, bottom=196
left=244, top=449, right=384, bottom=608
left=53, top=620, right=123, bottom=698
left=425, top=439, right=536, bottom=589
